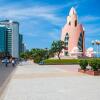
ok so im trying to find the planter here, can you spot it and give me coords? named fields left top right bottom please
left=78, top=68, right=86, bottom=73
left=78, top=69, right=100, bottom=76
left=86, top=70, right=100, bottom=76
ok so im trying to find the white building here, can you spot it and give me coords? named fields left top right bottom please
left=0, top=20, right=19, bottom=58
left=10, top=21, right=19, bottom=58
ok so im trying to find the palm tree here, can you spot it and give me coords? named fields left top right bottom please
left=51, top=40, right=65, bottom=59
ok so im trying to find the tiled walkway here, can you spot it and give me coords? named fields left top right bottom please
left=1, top=62, right=100, bottom=100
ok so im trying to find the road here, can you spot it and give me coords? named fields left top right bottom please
left=1, top=61, right=100, bottom=100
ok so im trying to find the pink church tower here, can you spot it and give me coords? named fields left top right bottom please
left=61, top=7, right=85, bottom=56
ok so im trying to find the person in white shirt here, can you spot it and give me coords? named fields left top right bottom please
left=12, top=59, right=15, bottom=67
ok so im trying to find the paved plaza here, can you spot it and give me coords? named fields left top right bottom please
left=0, top=63, right=15, bottom=97
left=0, top=62, right=100, bottom=100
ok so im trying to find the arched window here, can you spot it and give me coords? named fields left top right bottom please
left=64, top=33, right=69, bottom=56
left=69, top=22, right=71, bottom=25
left=64, top=33, right=69, bottom=47
left=75, top=20, right=77, bottom=27
left=78, top=33, right=83, bottom=51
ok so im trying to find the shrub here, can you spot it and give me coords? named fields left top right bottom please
left=97, top=59, right=100, bottom=69
left=79, top=60, right=88, bottom=70
left=32, top=49, right=49, bottom=63
left=44, top=59, right=79, bottom=65
left=89, top=59, right=98, bottom=71
left=43, top=58, right=100, bottom=66
left=34, top=56, right=42, bottom=63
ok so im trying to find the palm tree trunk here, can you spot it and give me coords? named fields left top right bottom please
left=58, top=52, right=61, bottom=60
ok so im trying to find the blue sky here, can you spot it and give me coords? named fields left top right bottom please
left=0, top=0, right=100, bottom=50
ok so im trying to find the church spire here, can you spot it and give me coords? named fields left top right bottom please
left=67, top=7, right=78, bottom=26
left=69, top=7, right=77, bottom=16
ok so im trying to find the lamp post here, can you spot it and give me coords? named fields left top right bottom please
left=91, top=40, right=100, bottom=58
left=95, top=40, right=100, bottom=58
left=91, top=40, right=95, bottom=57
left=91, top=40, right=95, bottom=46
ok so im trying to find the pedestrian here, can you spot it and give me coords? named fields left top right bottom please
left=12, top=59, right=15, bottom=67
left=5, top=58, right=8, bottom=67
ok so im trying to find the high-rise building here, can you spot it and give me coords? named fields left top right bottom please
left=0, top=20, right=19, bottom=58
left=22, top=43, right=26, bottom=53
left=19, top=34, right=23, bottom=54
left=0, top=25, right=7, bottom=52
left=61, top=7, right=85, bottom=56
left=6, top=28, right=12, bottom=55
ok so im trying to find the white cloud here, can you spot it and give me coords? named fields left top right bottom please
left=0, top=1, right=80, bottom=26
left=24, top=32, right=39, bottom=37
left=86, top=27, right=100, bottom=34
left=84, top=23, right=100, bottom=48
left=84, top=23, right=100, bottom=34
left=79, top=16, right=100, bottom=39
left=80, top=15, right=100, bottom=23
left=48, top=29, right=60, bottom=40
left=0, top=5, right=64, bottom=26
left=0, top=0, right=95, bottom=41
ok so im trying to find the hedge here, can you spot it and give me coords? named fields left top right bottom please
left=43, top=58, right=100, bottom=65
left=43, top=59, right=80, bottom=65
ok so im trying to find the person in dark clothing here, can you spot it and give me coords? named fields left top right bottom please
left=5, top=58, right=9, bottom=67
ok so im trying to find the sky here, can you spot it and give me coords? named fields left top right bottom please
left=0, top=0, right=100, bottom=50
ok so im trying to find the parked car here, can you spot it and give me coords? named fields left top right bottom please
left=38, top=61, right=44, bottom=65
left=2, top=59, right=9, bottom=63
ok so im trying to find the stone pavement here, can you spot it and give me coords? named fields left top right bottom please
left=1, top=62, right=100, bottom=100
left=0, top=63, right=16, bottom=97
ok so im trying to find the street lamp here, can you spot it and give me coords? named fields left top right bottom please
left=91, top=40, right=95, bottom=57
left=95, top=40, right=100, bottom=58
left=91, top=40, right=95, bottom=46
left=91, top=40, right=100, bottom=58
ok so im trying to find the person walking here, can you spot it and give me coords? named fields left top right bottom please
left=5, top=58, right=8, bottom=67
left=12, top=59, right=15, bottom=67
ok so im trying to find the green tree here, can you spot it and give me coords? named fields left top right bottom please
left=48, top=49, right=54, bottom=58
left=31, top=48, right=49, bottom=63
left=20, top=50, right=33, bottom=60
left=20, top=52, right=27, bottom=59
left=51, top=40, right=65, bottom=59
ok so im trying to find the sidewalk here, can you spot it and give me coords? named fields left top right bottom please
left=1, top=63, right=100, bottom=100
left=0, top=63, right=16, bottom=97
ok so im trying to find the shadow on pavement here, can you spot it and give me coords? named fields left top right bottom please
left=0, top=63, right=16, bottom=97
